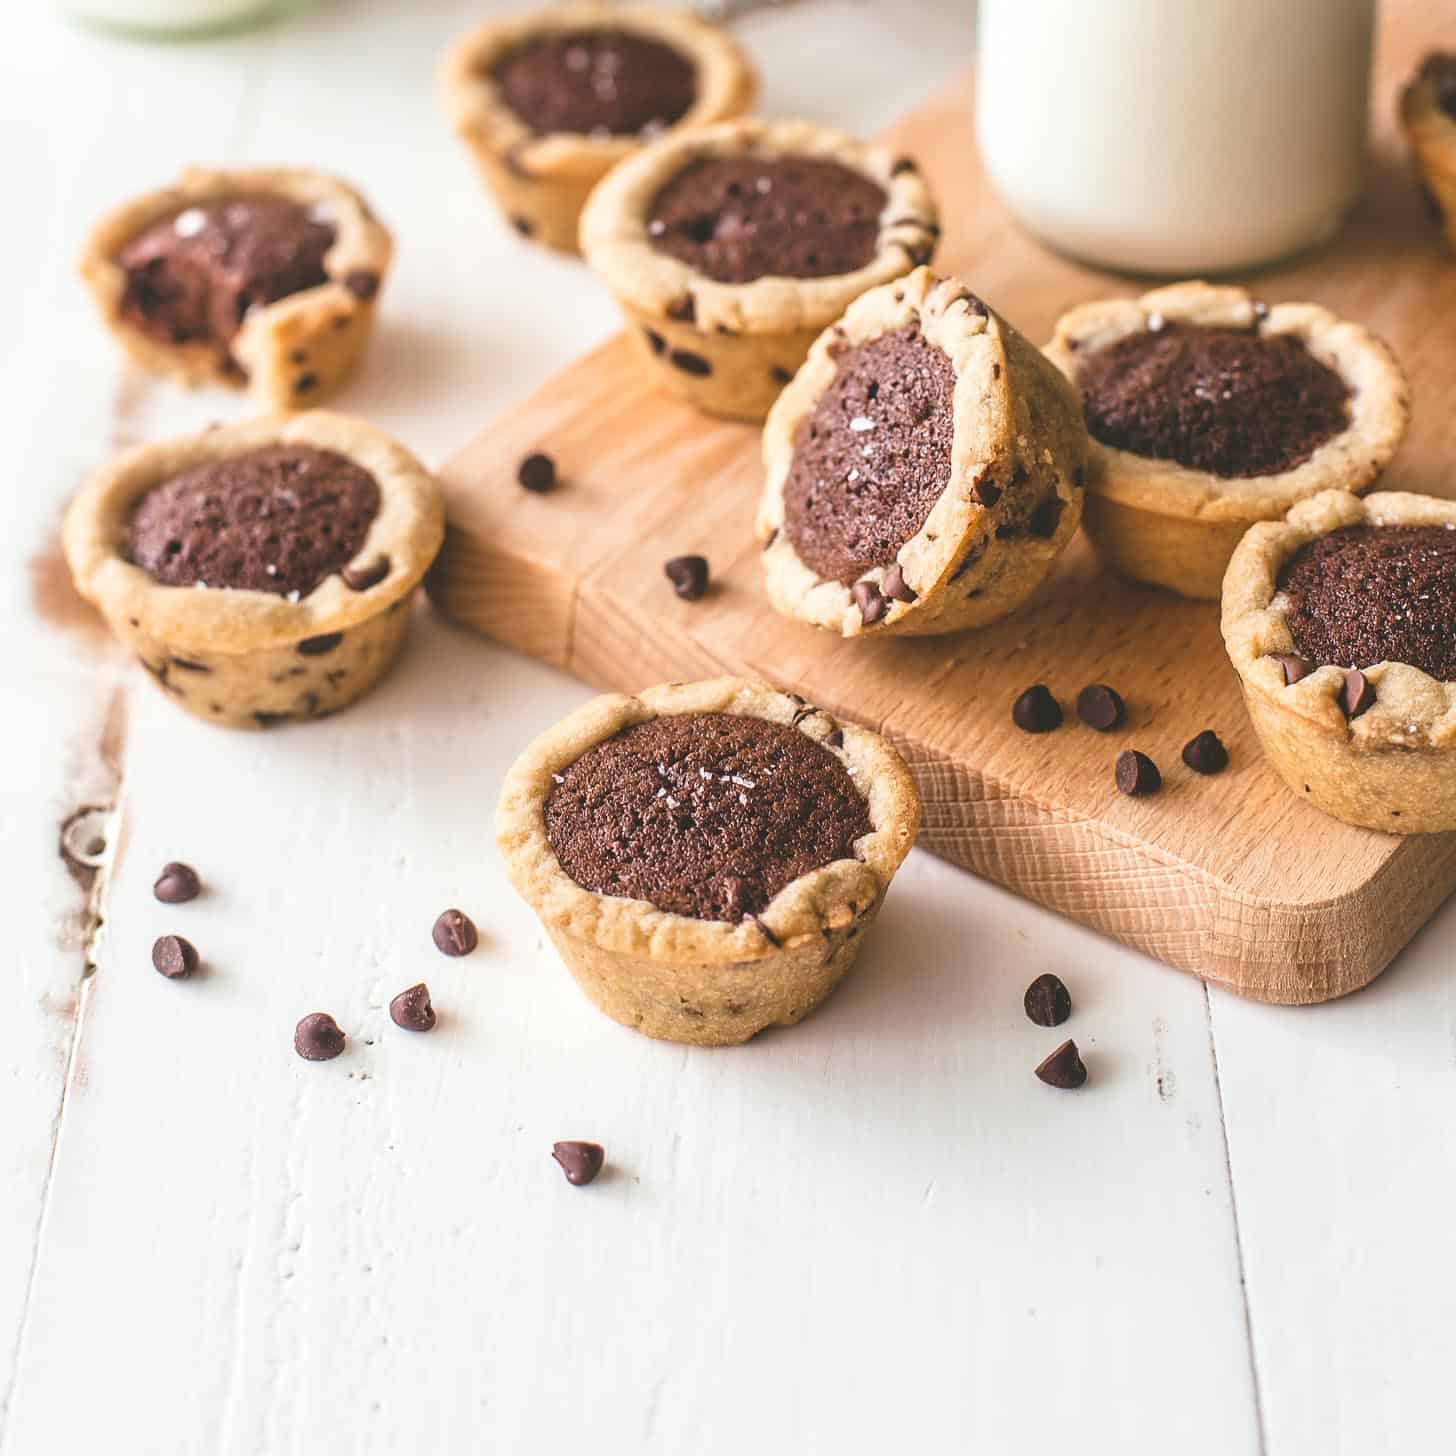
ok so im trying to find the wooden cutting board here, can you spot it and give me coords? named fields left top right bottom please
left=428, top=0, right=1456, bottom=1005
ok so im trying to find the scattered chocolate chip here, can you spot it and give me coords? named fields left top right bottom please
left=294, top=1011, right=346, bottom=1061
left=970, top=477, right=1001, bottom=508
left=851, top=580, right=886, bottom=625
left=512, top=215, right=535, bottom=238
left=517, top=452, right=557, bottom=493
left=1182, top=730, right=1229, bottom=774
left=1035, top=1039, right=1087, bottom=1089
left=1076, top=684, right=1126, bottom=732
left=341, top=555, right=390, bottom=591
left=882, top=564, right=916, bottom=603
left=1341, top=669, right=1376, bottom=719
left=294, top=373, right=318, bottom=394
left=389, top=983, right=437, bottom=1032
left=664, top=554, right=709, bottom=601
left=1024, top=973, right=1072, bottom=1028
left=1115, top=750, right=1161, bottom=796
left=1273, top=652, right=1314, bottom=685
left=668, top=348, right=712, bottom=377
left=151, top=934, right=198, bottom=980
left=432, top=908, right=478, bottom=957
left=667, top=295, right=696, bottom=323
left=1012, top=684, right=1062, bottom=733
left=343, top=268, right=380, bottom=300
left=552, top=1140, right=605, bottom=1187
left=153, top=861, right=200, bottom=904
left=644, top=328, right=667, bottom=355
left=297, top=631, right=343, bottom=657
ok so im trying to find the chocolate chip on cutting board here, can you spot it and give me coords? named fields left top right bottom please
left=1181, top=730, right=1229, bottom=774
left=664, top=555, right=709, bottom=601
left=1115, top=750, right=1161, bottom=796
left=517, top=452, right=558, bottom=494
left=1012, top=684, right=1063, bottom=734
left=1024, top=973, right=1072, bottom=1028
left=1076, top=683, right=1126, bottom=732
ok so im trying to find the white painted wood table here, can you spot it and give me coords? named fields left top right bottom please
left=3, top=4, right=1453, bottom=1452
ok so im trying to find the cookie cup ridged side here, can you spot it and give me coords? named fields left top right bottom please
left=757, top=268, right=1087, bottom=638
left=1222, top=489, right=1456, bottom=834
left=580, top=119, right=940, bottom=421
left=440, top=3, right=756, bottom=254
left=1045, top=281, right=1410, bottom=600
left=1400, top=64, right=1456, bottom=251
left=63, top=411, right=444, bottom=730
left=496, top=678, right=921, bottom=1046
left=80, top=167, right=393, bottom=411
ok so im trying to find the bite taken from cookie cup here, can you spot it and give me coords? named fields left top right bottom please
left=63, top=413, right=444, bottom=730
left=1400, top=52, right=1456, bottom=250
left=1044, top=281, right=1409, bottom=602
left=80, top=166, right=392, bottom=412
left=441, top=3, right=756, bottom=254
left=579, top=118, right=941, bottom=421
left=1222, top=489, right=1456, bottom=834
left=757, top=268, right=1086, bottom=638
left=496, top=678, right=921, bottom=1047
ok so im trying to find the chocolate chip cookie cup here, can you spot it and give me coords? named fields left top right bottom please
left=80, top=166, right=392, bottom=412
left=496, top=679, right=921, bottom=1046
left=757, top=268, right=1086, bottom=638
left=1400, top=53, right=1456, bottom=250
left=579, top=118, right=941, bottom=421
left=63, top=412, right=444, bottom=729
left=1044, top=281, right=1409, bottom=601
left=441, top=4, right=755, bottom=254
left=1222, top=489, right=1456, bottom=834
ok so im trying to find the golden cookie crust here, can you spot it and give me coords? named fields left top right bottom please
left=1044, top=281, right=1410, bottom=600
left=80, top=166, right=393, bottom=412
left=64, top=411, right=444, bottom=729
left=441, top=3, right=756, bottom=254
left=496, top=678, right=922, bottom=1046
left=756, top=268, right=1087, bottom=638
left=1222, top=489, right=1456, bottom=834
left=580, top=118, right=940, bottom=420
left=1400, top=54, right=1456, bottom=251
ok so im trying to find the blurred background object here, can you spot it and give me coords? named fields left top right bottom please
left=976, top=0, right=1377, bottom=274
left=56, top=0, right=300, bottom=38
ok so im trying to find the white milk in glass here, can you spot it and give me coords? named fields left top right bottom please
left=975, top=0, right=1377, bottom=273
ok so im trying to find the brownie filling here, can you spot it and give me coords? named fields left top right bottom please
left=127, top=445, right=381, bottom=598
left=1279, top=524, right=1456, bottom=680
left=646, top=157, right=887, bottom=284
left=1078, top=323, right=1350, bottom=479
left=492, top=28, right=696, bottom=137
left=782, top=325, right=955, bottom=583
left=117, top=198, right=335, bottom=354
left=1419, top=52, right=1456, bottom=120
left=544, top=712, right=871, bottom=923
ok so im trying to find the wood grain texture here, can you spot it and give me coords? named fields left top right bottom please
left=430, top=0, right=1456, bottom=1006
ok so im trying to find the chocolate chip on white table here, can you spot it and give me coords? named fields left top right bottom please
left=664, top=555, right=709, bottom=601
left=1036, top=1039, right=1087, bottom=1089
left=1076, top=683, right=1126, bottom=732
left=389, top=983, right=437, bottom=1032
left=432, top=908, right=478, bottom=957
left=1182, top=730, right=1229, bottom=774
left=1024, top=973, right=1072, bottom=1028
left=1012, top=684, right=1062, bottom=733
left=517, top=452, right=557, bottom=493
left=152, top=861, right=200, bottom=904
left=151, top=934, right=198, bottom=980
left=552, top=1140, right=605, bottom=1187
left=1115, top=750, right=1161, bottom=796
left=294, top=1012, right=346, bottom=1061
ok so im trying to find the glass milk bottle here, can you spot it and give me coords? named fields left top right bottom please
left=975, top=0, right=1377, bottom=274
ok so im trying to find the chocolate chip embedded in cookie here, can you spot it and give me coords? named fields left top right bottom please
left=1400, top=53, right=1456, bottom=252
left=581, top=118, right=940, bottom=421
left=441, top=5, right=755, bottom=254
left=62, top=412, right=444, bottom=730
left=1045, top=281, right=1409, bottom=601
left=497, top=677, right=921, bottom=1046
left=80, top=166, right=393, bottom=411
left=1222, top=488, right=1456, bottom=833
left=758, top=268, right=1086, bottom=638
